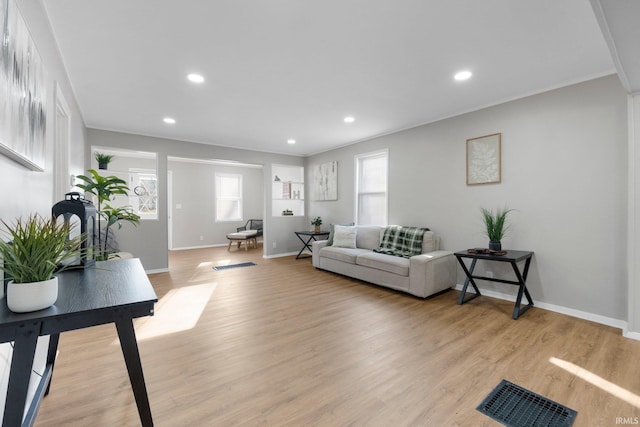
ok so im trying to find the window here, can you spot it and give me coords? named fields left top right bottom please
left=129, top=169, right=158, bottom=220
left=355, top=150, right=388, bottom=225
left=216, top=173, right=243, bottom=221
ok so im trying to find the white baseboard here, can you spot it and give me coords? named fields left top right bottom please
left=622, top=327, right=640, bottom=341
left=170, top=244, right=227, bottom=251
left=263, top=251, right=299, bottom=259
left=454, top=284, right=631, bottom=337
left=171, top=240, right=264, bottom=251
left=146, top=268, right=169, bottom=275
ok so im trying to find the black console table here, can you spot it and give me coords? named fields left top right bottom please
left=454, top=250, right=534, bottom=319
left=0, top=258, right=157, bottom=427
left=294, top=231, right=330, bottom=259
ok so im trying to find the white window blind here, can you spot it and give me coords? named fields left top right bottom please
left=216, top=173, right=243, bottom=221
left=355, top=150, right=388, bottom=225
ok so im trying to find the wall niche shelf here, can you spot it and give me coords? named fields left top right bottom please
left=272, top=165, right=304, bottom=217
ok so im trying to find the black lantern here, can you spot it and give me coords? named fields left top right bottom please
left=52, top=192, right=97, bottom=267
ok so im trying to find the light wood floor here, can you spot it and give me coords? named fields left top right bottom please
left=35, top=246, right=640, bottom=426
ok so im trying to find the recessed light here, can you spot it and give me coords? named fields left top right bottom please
left=187, top=73, right=205, bottom=83
left=287, top=139, right=296, bottom=144
left=454, top=70, right=472, bottom=81
left=163, top=117, right=176, bottom=124
left=344, top=116, right=355, bottom=123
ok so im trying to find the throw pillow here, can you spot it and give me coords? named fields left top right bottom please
left=332, top=225, right=357, bottom=248
left=327, top=222, right=355, bottom=246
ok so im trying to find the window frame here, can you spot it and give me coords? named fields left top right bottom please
left=128, top=168, right=158, bottom=220
left=215, top=172, right=243, bottom=222
left=354, top=149, right=388, bottom=226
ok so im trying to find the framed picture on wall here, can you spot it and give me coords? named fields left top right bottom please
left=466, top=133, right=501, bottom=185
left=313, top=161, right=338, bottom=201
left=0, top=0, right=48, bottom=171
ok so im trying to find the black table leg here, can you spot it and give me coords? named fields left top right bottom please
left=44, top=333, right=60, bottom=396
left=511, top=258, right=534, bottom=319
left=3, top=322, right=40, bottom=427
left=456, top=258, right=482, bottom=304
left=114, top=310, right=153, bottom=427
left=295, top=235, right=315, bottom=259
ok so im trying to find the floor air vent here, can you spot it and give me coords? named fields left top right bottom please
left=477, top=379, right=577, bottom=427
left=213, top=262, right=257, bottom=271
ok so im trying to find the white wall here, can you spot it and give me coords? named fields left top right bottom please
left=307, top=75, right=628, bottom=321
left=0, top=0, right=86, bottom=223
left=87, top=129, right=305, bottom=269
left=628, top=93, right=640, bottom=336
left=168, top=159, right=263, bottom=249
left=0, top=1, right=87, bottom=422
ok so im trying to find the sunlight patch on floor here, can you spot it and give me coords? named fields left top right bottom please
left=187, top=260, right=232, bottom=282
left=198, top=259, right=232, bottom=269
left=550, top=357, right=640, bottom=408
left=129, top=282, right=217, bottom=341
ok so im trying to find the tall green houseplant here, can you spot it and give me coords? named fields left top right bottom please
left=76, top=169, right=140, bottom=260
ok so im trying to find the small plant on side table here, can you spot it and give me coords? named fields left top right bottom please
left=311, top=217, right=322, bottom=232
left=481, top=206, right=513, bottom=251
left=0, top=214, right=85, bottom=312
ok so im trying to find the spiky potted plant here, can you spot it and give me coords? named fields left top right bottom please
left=481, top=206, right=513, bottom=251
left=0, top=215, right=84, bottom=312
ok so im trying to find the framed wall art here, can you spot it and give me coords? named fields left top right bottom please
left=466, top=133, right=501, bottom=185
left=0, top=0, right=48, bottom=171
left=313, top=161, right=338, bottom=201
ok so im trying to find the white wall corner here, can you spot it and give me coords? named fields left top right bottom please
left=628, top=94, right=640, bottom=336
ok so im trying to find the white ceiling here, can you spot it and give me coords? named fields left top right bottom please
left=42, top=0, right=619, bottom=157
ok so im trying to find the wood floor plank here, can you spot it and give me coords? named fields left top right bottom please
left=34, top=246, right=640, bottom=426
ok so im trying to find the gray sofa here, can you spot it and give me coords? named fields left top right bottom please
left=312, top=225, right=457, bottom=298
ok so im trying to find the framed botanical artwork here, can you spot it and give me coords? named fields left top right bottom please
left=313, top=161, right=338, bottom=201
left=0, top=0, right=48, bottom=171
left=466, top=133, right=501, bottom=185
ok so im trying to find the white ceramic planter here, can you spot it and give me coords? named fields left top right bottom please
left=6, top=277, right=58, bottom=313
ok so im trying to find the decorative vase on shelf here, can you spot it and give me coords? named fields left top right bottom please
left=489, top=241, right=502, bottom=251
left=94, top=152, right=113, bottom=170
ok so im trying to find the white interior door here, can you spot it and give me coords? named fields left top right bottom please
left=53, top=84, right=70, bottom=201
left=167, top=170, right=173, bottom=250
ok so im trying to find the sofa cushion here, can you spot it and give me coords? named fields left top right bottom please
left=356, top=252, right=410, bottom=276
left=332, top=225, right=357, bottom=248
left=327, top=222, right=355, bottom=246
left=320, top=246, right=371, bottom=264
left=355, top=225, right=383, bottom=250
left=422, top=230, right=437, bottom=253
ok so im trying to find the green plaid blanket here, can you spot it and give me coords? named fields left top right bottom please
left=373, top=225, right=430, bottom=258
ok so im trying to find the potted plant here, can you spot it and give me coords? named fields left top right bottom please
left=481, top=206, right=513, bottom=251
left=76, top=169, right=140, bottom=260
left=311, top=216, right=322, bottom=233
left=0, top=215, right=84, bottom=312
left=95, top=152, right=114, bottom=170
left=101, top=204, right=140, bottom=257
